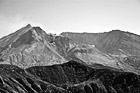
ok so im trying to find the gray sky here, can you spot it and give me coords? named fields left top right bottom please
left=0, top=0, right=140, bottom=37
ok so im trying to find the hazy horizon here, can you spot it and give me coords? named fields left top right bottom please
left=0, top=0, right=140, bottom=38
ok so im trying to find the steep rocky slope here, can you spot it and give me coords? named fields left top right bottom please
left=0, top=24, right=66, bottom=68
left=54, top=35, right=140, bottom=74
left=0, top=61, right=140, bottom=93
left=0, top=64, right=69, bottom=93
left=61, top=31, right=140, bottom=74
left=61, top=30, right=140, bottom=56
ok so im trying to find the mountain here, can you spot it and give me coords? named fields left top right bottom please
left=61, top=30, right=140, bottom=56
left=0, top=25, right=139, bottom=74
left=0, top=60, right=140, bottom=93
left=61, top=30, right=140, bottom=74
left=54, top=35, right=140, bottom=74
left=0, top=24, right=140, bottom=92
left=0, top=24, right=66, bottom=68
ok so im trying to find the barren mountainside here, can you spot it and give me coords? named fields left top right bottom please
left=0, top=24, right=139, bottom=74
left=61, top=30, right=140, bottom=56
left=0, top=24, right=66, bottom=68
left=0, top=24, right=140, bottom=92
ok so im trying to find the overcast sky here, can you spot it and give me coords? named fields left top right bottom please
left=0, top=0, right=140, bottom=37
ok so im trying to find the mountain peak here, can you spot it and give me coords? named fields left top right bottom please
left=26, top=24, right=32, bottom=27
left=0, top=24, right=45, bottom=49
